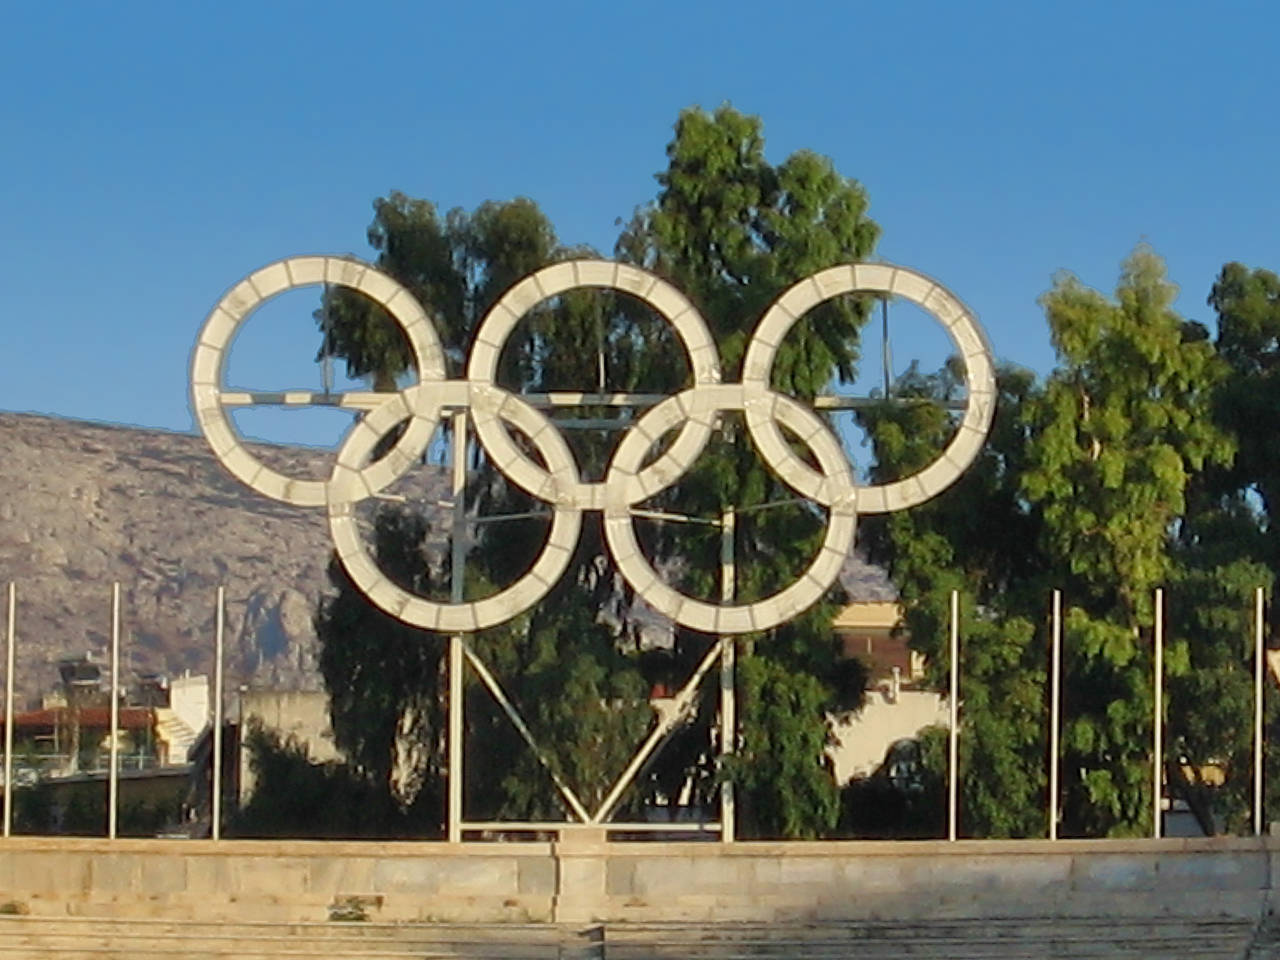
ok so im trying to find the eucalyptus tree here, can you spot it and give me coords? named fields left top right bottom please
left=860, top=246, right=1244, bottom=838
left=1209, top=262, right=1280, bottom=547
left=1191, top=261, right=1280, bottom=829
left=614, top=104, right=878, bottom=836
left=1024, top=246, right=1233, bottom=836
left=856, top=362, right=1049, bottom=837
left=310, top=104, right=879, bottom=837
left=313, top=191, right=653, bottom=825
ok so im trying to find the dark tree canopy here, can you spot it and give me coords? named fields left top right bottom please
left=856, top=245, right=1273, bottom=839
left=303, top=104, right=879, bottom=838
left=264, top=109, right=1280, bottom=844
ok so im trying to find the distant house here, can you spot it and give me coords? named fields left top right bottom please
left=828, top=601, right=949, bottom=784
left=1, top=705, right=157, bottom=774
left=0, top=656, right=209, bottom=776
left=833, top=601, right=925, bottom=681
left=236, top=689, right=340, bottom=804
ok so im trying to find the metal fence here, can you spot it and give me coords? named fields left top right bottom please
left=0, top=581, right=1271, bottom=841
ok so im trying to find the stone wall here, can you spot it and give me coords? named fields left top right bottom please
left=0, top=835, right=1273, bottom=924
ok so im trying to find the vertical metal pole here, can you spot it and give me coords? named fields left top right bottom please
left=212, top=586, right=225, bottom=841
left=1153, top=587, right=1163, bottom=840
left=448, top=411, right=466, bottom=844
left=447, top=635, right=463, bottom=842
left=1254, top=583, right=1264, bottom=839
left=719, top=508, right=736, bottom=844
left=1049, top=589, right=1062, bottom=841
left=3, top=583, right=15, bottom=838
left=881, top=297, right=892, bottom=397
left=948, top=589, right=959, bottom=842
left=108, top=582, right=120, bottom=839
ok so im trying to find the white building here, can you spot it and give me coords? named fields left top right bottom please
left=827, top=602, right=949, bottom=783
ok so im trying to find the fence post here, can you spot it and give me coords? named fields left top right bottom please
left=1049, top=589, right=1062, bottom=840
left=212, top=586, right=224, bottom=841
left=1152, top=587, right=1163, bottom=840
left=108, top=582, right=120, bottom=839
left=1256, top=586, right=1266, bottom=837
left=3, top=583, right=15, bottom=838
left=948, top=589, right=959, bottom=842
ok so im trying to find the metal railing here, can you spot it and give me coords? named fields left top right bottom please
left=0, top=580, right=1273, bottom=842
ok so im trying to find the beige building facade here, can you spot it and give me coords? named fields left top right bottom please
left=830, top=601, right=949, bottom=783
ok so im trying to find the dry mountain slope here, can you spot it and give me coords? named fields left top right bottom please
left=0, top=411, right=449, bottom=707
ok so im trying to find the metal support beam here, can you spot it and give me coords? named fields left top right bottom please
left=448, top=639, right=463, bottom=842
left=593, top=637, right=729, bottom=825
left=212, top=586, right=225, bottom=841
left=1256, top=586, right=1266, bottom=837
left=460, top=820, right=718, bottom=834
left=108, top=582, right=120, bottom=840
left=1049, top=589, right=1062, bottom=841
left=448, top=411, right=466, bottom=844
left=447, top=636, right=464, bottom=840
left=1153, top=587, right=1163, bottom=840
left=948, top=589, right=959, bottom=842
left=220, top=388, right=967, bottom=413
left=462, top=644, right=591, bottom=824
left=720, top=507, right=736, bottom=844
left=3, top=583, right=14, bottom=838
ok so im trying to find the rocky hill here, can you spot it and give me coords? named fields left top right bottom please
left=0, top=411, right=450, bottom=708
left=0, top=410, right=894, bottom=710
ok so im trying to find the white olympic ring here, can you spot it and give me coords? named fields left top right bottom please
left=190, top=256, right=996, bottom=634
left=190, top=257, right=446, bottom=508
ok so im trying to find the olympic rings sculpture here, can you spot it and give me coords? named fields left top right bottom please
left=191, top=257, right=995, bottom=635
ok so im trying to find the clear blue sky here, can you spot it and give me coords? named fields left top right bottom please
left=1, top=1, right=1276, bottom=450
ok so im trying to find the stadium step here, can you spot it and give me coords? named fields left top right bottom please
left=0, top=914, right=1262, bottom=959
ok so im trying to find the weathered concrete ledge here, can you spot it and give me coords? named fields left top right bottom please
left=0, top=835, right=1272, bottom=924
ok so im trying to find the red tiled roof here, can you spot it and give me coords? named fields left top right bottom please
left=0, top=707, right=154, bottom=731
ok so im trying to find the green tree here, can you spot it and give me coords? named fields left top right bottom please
left=1024, top=245, right=1232, bottom=836
left=857, top=362, right=1048, bottom=838
left=315, top=507, right=446, bottom=828
left=316, top=193, right=470, bottom=391
left=859, top=245, right=1249, bottom=839
left=314, top=191, right=653, bottom=824
left=231, top=724, right=429, bottom=839
left=313, top=104, right=878, bottom=838
left=1195, top=261, right=1280, bottom=828
left=1208, top=262, right=1280, bottom=571
left=611, top=104, right=878, bottom=837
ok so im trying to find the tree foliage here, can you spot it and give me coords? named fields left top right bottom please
left=307, top=105, right=877, bottom=837
left=858, top=245, right=1272, bottom=838
left=315, top=191, right=653, bottom=825
left=300, top=112, right=1280, bottom=843
left=610, top=106, right=878, bottom=835
left=315, top=507, right=445, bottom=823
left=1025, top=247, right=1233, bottom=836
left=1198, top=260, right=1280, bottom=828
left=858, top=362, right=1047, bottom=837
